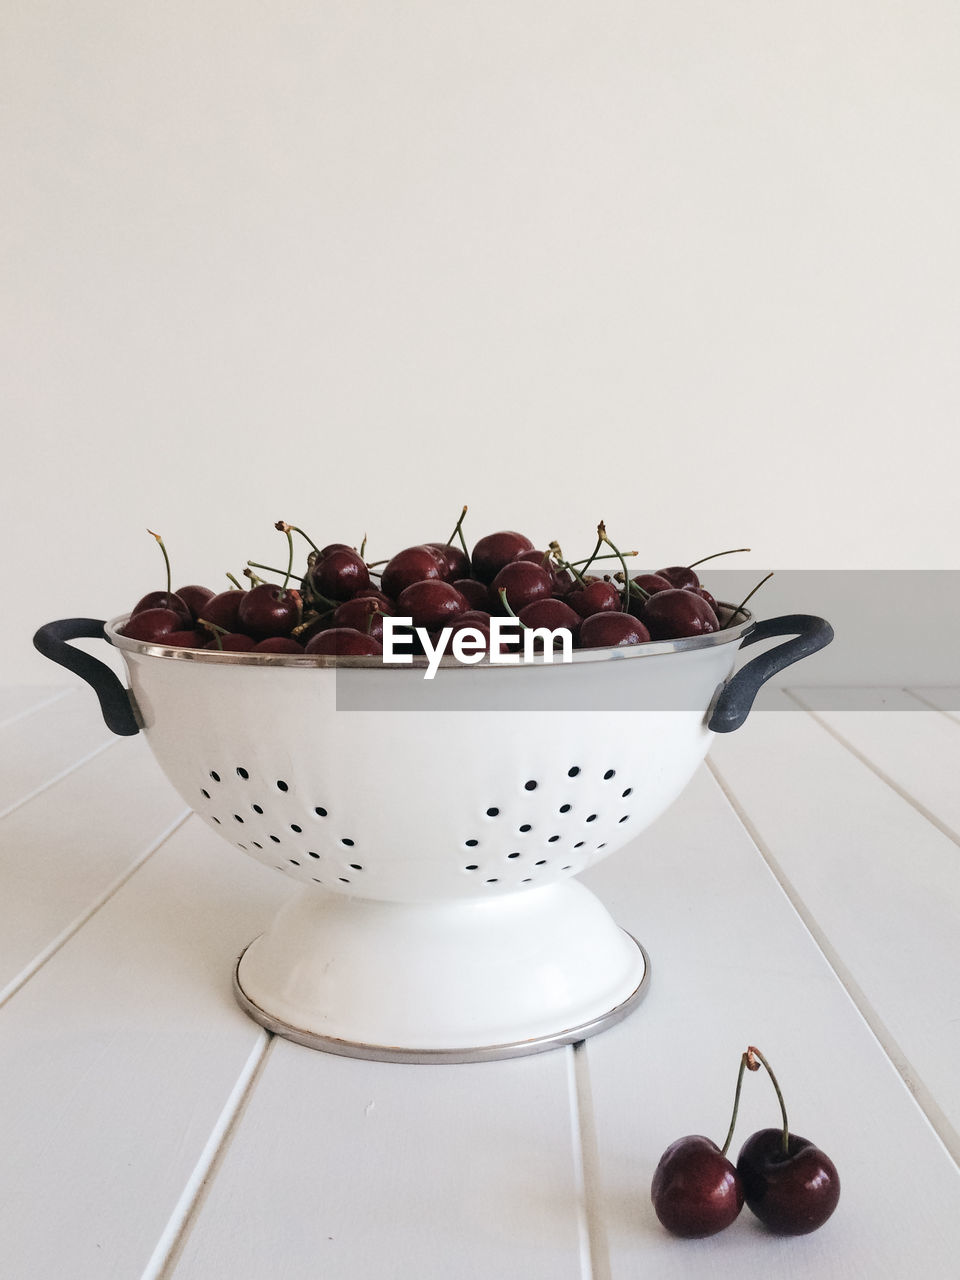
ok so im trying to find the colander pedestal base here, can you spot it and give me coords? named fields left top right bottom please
left=233, top=881, right=649, bottom=1063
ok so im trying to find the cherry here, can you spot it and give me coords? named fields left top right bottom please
left=397, top=580, right=468, bottom=629
left=198, top=590, right=246, bottom=632
left=304, top=628, right=383, bottom=656
left=642, top=589, right=719, bottom=640
left=470, top=531, right=534, bottom=584
left=238, top=583, right=302, bottom=639
left=205, top=632, right=257, bottom=651
left=381, top=545, right=445, bottom=599
left=333, top=596, right=394, bottom=641
left=735, top=1046, right=840, bottom=1236
left=253, top=636, right=305, bottom=653
left=657, top=565, right=700, bottom=591
left=737, top=1130, right=840, bottom=1235
left=567, top=579, right=621, bottom=619
left=309, top=548, right=369, bottom=601
left=163, top=629, right=208, bottom=648
left=631, top=573, right=675, bottom=597
left=697, top=586, right=719, bottom=613
left=317, top=542, right=354, bottom=559
left=517, top=597, right=581, bottom=639
left=426, top=542, right=470, bottom=582
left=174, top=584, right=215, bottom=620
left=352, top=586, right=395, bottom=608
left=490, top=560, right=553, bottom=613
left=651, top=1136, right=744, bottom=1238
left=131, top=590, right=191, bottom=622
left=453, top=578, right=491, bottom=611
left=119, top=608, right=186, bottom=642
left=579, top=612, right=650, bottom=648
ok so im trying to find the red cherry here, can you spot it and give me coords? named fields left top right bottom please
left=317, top=542, right=354, bottom=558
left=131, top=590, right=191, bottom=623
left=517, top=597, right=581, bottom=639
left=352, top=586, right=394, bottom=608
left=198, top=590, right=245, bottom=632
left=304, top=628, right=383, bottom=656
left=381, top=545, right=445, bottom=599
left=697, top=586, right=719, bottom=613
left=657, top=565, right=700, bottom=591
left=205, top=632, right=257, bottom=651
left=737, top=1129, right=840, bottom=1235
left=490, top=560, right=553, bottom=613
left=163, top=629, right=208, bottom=648
left=631, top=573, right=675, bottom=596
left=174, top=584, right=215, bottom=620
left=567, top=580, right=622, bottom=619
left=397, top=581, right=468, bottom=629
left=253, top=636, right=305, bottom=653
left=452, top=578, right=491, bottom=611
left=309, top=549, right=369, bottom=601
left=651, top=1136, right=744, bottom=1238
left=238, top=584, right=302, bottom=640
left=332, top=596, right=394, bottom=641
left=119, top=608, right=186, bottom=642
left=470, top=531, right=534, bottom=584
left=426, top=542, right=470, bottom=581
left=579, top=612, right=650, bottom=648
left=642, top=589, right=719, bottom=640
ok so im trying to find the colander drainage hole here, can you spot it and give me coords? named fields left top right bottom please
left=237, top=767, right=249, bottom=779
left=486, top=807, right=500, bottom=818
left=252, top=841, right=263, bottom=849
left=290, top=824, right=302, bottom=833
left=548, top=835, right=560, bottom=843
left=535, top=860, right=547, bottom=866
left=559, top=804, right=571, bottom=814
left=519, top=824, right=532, bottom=833
left=508, top=852, right=520, bottom=859
left=341, top=838, right=355, bottom=847
left=308, top=852, right=320, bottom=859
left=234, top=814, right=244, bottom=823
left=269, top=835, right=281, bottom=844
left=276, top=780, right=289, bottom=792
left=339, top=877, right=350, bottom=884
left=465, top=864, right=479, bottom=871
left=567, top=766, right=580, bottom=777
left=209, top=771, right=220, bottom=782
left=619, top=815, right=630, bottom=823
left=604, top=769, right=616, bottom=780
left=622, top=787, right=633, bottom=798
left=211, top=816, right=221, bottom=824
left=315, top=806, right=328, bottom=818
left=289, top=859, right=300, bottom=867
left=201, top=788, right=210, bottom=800
left=574, top=841, right=584, bottom=849
left=485, top=878, right=499, bottom=884
left=465, top=839, right=479, bottom=847
left=524, top=780, right=538, bottom=791
left=586, top=814, right=597, bottom=823
left=349, top=863, right=363, bottom=871
left=252, top=804, right=264, bottom=814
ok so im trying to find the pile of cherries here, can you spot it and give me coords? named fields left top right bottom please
left=117, top=514, right=763, bottom=657
left=652, top=1045, right=840, bottom=1238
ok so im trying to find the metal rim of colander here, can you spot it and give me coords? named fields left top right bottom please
left=104, top=606, right=754, bottom=668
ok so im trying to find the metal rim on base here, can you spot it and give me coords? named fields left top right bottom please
left=232, top=934, right=650, bottom=1064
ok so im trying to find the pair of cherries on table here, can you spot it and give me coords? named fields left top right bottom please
left=118, top=520, right=748, bottom=657
left=652, top=1046, right=840, bottom=1239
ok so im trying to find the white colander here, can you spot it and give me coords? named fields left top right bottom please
left=34, top=609, right=831, bottom=1062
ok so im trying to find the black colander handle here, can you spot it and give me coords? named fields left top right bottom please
left=708, top=614, right=834, bottom=733
left=33, top=618, right=140, bottom=736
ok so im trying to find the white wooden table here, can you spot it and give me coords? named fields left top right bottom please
left=3, top=682, right=960, bottom=1278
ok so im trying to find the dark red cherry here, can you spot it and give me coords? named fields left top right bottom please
left=174, top=584, right=215, bottom=621
left=304, top=628, right=383, bottom=656
left=163, top=629, right=207, bottom=649
left=198, top=590, right=245, bottom=632
left=697, top=586, right=719, bottom=613
left=119, top=608, right=186, bottom=642
left=737, top=1129, right=840, bottom=1235
left=426, top=542, right=470, bottom=581
left=657, top=565, right=700, bottom=591
left=317, top=542, right=354, bottom=559
left=567, top=579, right=621, bottom=619
left=131, top=590, right=191, bottom=622
left=632, top=573, right=675, bottom=596
left=651, top=1136, right=744, bottom=1238
left=333, top=596, right=394, bottom=641
left=352, top=586, right=394, bottom=608
left=642, top=589, right=719, bottom=640
left=397, top=580, right=469, bottom=629
left=205, top=632, right=257, bottom=651
left=381, top=545, right=445, bottom=599
left=452, top=578, right=491, bottom=610
left=579, top=612, right=650, bottom=648
left=253, top=636, right=305, bottom=653
left=238, top=584, right=302, bottom=639
left=518, top=597, right=581, bottom=639
left=470, top=531, right=534, bottom=584
left=490, top=561, right=553, bottom=613
left=309, top=549, right=369, bottom=601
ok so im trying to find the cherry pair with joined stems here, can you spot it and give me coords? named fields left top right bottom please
left=651, top=1045, right=840, bottom=1239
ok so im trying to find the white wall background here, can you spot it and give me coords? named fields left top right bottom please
left=5, top=1, right=959, bottom=686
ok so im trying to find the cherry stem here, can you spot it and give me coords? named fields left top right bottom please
left=445, top=505, right=470, bottom=557
left=497, top=587, right=528, bottom=629
left=720, top=1051, right=751, bottom=1157
left=568, top=551, right=638, bottom=567
left=597, top=522, right=631, bottom=611
left=747, top=1046, right=791, bottom=1157
left=359, top=533, right=367, bottom=561
left=226, top=572, right=244, bottom=590
left=578, top=533, right=604, bottom=579
left=728, top=571, right=775, bottom=623
left=549, top=541, right=586, bottom=586
left=147, top=530, right=172, bottom=595
left=243, top=567, right=265, bottom=587
left=278, top=526, right=294, bottom=594
left=687, top=547, right=751, bottom=570
left=627, top=578, right=652, bottom=602
left=198, top=619, right=228, bottom=650
left=247, top=560, right=290, bottom=578
left=276, top=522, right=321, bottom=555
